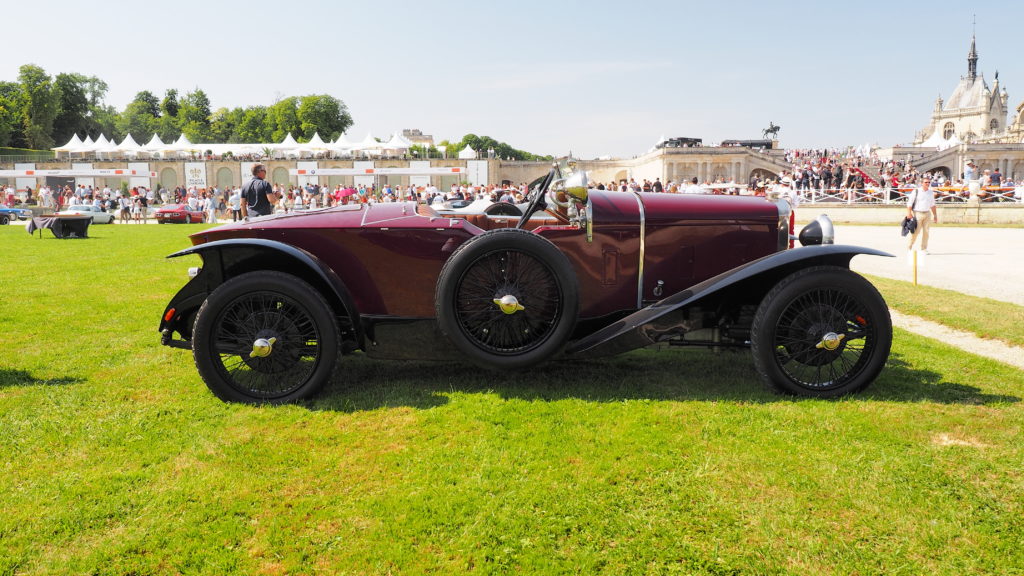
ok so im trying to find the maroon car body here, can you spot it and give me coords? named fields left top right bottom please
left=159, top=166, right=892, bottom=404
left=155, top=203, right=206, bottom=224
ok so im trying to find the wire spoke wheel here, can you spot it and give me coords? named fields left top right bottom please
left=193, top=271, right=339, bottom=403
left=455, top=248, right=562, bottom=355
left=212, top=291, right=321, bottom=397
left=771, top=288, right=872, bottom=390
left=751, top=266, right=891, bottom=397
left=436, top=229, right=578, bottom=370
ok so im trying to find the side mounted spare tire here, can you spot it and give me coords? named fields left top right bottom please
left=750, top=265, right=892, bottom=398
left=435, top=228, right=578, bottom=370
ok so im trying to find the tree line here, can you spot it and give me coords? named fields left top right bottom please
left=0, top=64, right=550, bottom=161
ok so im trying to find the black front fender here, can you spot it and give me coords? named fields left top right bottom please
left=158, top=238, right=362, bottom=347
left=567, top=244, right=892, bottom=357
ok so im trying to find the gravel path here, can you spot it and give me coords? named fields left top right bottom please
left=889, top=310, right=1024, bottom=370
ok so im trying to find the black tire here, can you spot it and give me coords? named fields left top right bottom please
left=185, top=215, right=192, bottom=224
left=750, top=266, right=891, bottom=397
left=192, top=271, right=340, bottom=403
left=435, top=228, right=578, bottom=370
left=0, top=215, right=9, bottom=225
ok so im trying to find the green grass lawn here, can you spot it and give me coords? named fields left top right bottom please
left=865, top=274, right=1024, bottom=347
left=2, top=223, right=1023, bottom=575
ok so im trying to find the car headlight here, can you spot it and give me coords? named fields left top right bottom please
left=798, top=215, right=835, bottom=246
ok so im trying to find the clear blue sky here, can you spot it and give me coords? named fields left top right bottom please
left=4, top=0, right=1021, bottom=158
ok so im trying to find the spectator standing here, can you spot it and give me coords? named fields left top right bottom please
left=907, top=175, right=938, bottom=256
left=241, top=163, right=279, bottom=218
left=229, top=188, right=242, bottom=221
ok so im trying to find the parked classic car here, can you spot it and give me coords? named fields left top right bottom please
left=0, top=206, right=33, bottom=224
left=154, top=203, right=207, bottom=224
left=58, top=204, right=115, bottom=224
left=159, top=160, right=893, bottom=404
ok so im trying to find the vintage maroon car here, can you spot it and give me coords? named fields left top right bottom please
left=155, top=203, right=206, bottom=224
left=159, top=161, right=893, bottom=404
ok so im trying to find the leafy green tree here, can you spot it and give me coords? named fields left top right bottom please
left=409, top=144, right=440, bottom=159
left=178, top=88, right=212, bottom=141
left=133, top=90, right=161, bottom=117
left=52, top=73, right=91, bottom=144
left=161, top=89, right=179, bottom=118
left=155, top=114, right=181, bottom=143
left=455, top=133, right=550, bottom=161
left=0, top=81, right=24, bottom=147
left=90, top=104, right=118, bottom=139
left=267, top=97, right=300, bottom=142
left=235, top=106, right=269, bottom=142
left=296, top=94, right=352, bottom=141
left=209, top=106, right=245, bottom=143
left=18, top=64, right=59, bottom=149
left=116, top=99, right=158, bottom=142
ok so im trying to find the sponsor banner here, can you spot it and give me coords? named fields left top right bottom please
left=128, top=162, right=150, bottom=189
left=296, top=161, right=318, bottom=187
left=15, top=163, right=34, bottom=194
left=185, top=162, right=207, bottom=189
left=409, top=161, right=430, bottom=189
left=466, top=160, right=488, bottom=186
left=72, top=163, right=93, bottom=188
left=289, top=166, right=467, bottom=176
left=354, top=161, right=374, bottom=188
left=0, top=169, right=159, bottom=178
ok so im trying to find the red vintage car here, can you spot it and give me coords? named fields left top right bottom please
left=155, top=203, right=206, bottom=224
left=159, top=161, right=893, bottom=404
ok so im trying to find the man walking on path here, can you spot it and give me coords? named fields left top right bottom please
left=907, top=175, right=938, bottom=255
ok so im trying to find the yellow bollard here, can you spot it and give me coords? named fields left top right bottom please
left=912, top=250, right=918, bottom=286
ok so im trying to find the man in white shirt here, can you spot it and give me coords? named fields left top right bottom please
left=683, top=177, right=703, bottom=195
left=907, top=175, right=938, bottom=254
left=229, top=188, right=242, bottom=221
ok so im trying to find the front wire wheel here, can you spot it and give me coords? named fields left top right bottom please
left=751, top=266, right=891, bottom=397
left=192, top=271, right=339, bottom=403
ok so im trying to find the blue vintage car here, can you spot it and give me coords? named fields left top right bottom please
left=0, top=206, right=32, bottom=225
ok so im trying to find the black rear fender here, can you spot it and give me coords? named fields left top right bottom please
left=159, top=239, right=362, bottom=347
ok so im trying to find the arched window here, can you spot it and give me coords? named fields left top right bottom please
left=216, top=167, right=234, bottom=189
left=989, top=119, right=999, bottom=132
left=943, top=122, right=955, bottom=139
left=160, top=167, right=177, bottom=189
left=271, top=167, right=290, bottom=187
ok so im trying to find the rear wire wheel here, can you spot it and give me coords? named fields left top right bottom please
left=192, top=271, right=339, bottom=403
left=750, top=266, right=891, bottom=397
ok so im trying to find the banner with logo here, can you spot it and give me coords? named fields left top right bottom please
left=185, top=162, right=207, bottom=189
left=129, top=162, right=150, bottom=189
left=296, top=161, right=318, bottom=188
left=354, top=161, right=374, bottom=187
left=14, top=163, right=34, bottom=196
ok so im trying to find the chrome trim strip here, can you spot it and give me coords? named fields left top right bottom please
left=630, top=191, right=645, bottom=308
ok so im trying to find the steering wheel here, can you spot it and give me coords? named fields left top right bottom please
left=516, top=168, right=556, bottom=229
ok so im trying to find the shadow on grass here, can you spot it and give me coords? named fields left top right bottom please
left=0, top=369, right=84, bottom=388
left=308, top=348, right=1018, bottom=413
